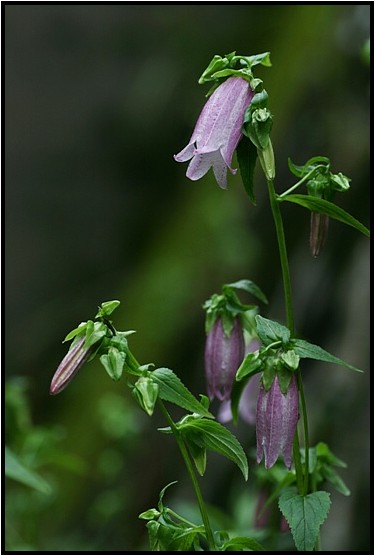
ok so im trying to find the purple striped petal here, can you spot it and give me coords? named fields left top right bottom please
left=256, top=374, right=299, bottom=469
left=174, top=77, right=253, bottom=189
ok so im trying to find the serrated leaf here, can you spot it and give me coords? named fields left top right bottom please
left=151, top=368, right=213, bottom=418
left=222, top=536, right=266, bottom=551
left=5, top=447, right=51, bottom=494
left=279, top=194, right=369, bottom=237
left=225, top=279, right=268, bottom=304
left=178, top=418, right=248, bottom=480
left=292, top=339, right=363, bottom=373
left=236, top=137, right=258, bottom=205
left=255, top=315, right=290, bottom=346
left=236, top=351, right=262, bottom=381
left=279, top=490, right=331, bottom=551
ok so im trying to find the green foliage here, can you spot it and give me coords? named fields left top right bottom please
left=279, top=490, right=331, bottom=551
left=176, top=415, right=249, bottom=480
left=279, top=194, right=369, bottom=237
left=151, top=367, right=213, bottom=418
left=5, top=446, right=51, bottom=494
left=292, top=338, right=363, bottom=373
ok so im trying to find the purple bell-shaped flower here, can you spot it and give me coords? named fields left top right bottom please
left=174, top=76, right=254, bottom=189
left=256, top=374, right=299, bottom=469
left=205, top=317, right=245, bottom=401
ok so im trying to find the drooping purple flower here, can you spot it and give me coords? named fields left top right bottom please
left=174, top=77, right=254, bottom=189
left=50, top=337, right=92, bottom=395
left=256, top=374, right=299, bottom=469
left=218, top=338, right=261, bottom=424
left=205, top=317, right=245, bottom=401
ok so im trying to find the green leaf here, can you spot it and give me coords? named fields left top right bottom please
left=221, top=536, right=266, bottom=551
left=279, top=194, right=369, bottom=237
left=320, top=464, right=351, bottom=496
left=100, top=347, right=126, bottom=381
left=316, top=442, right=347, bottom=468
left=279, top=490, right=331, bottom=551
left=151, top=368, right=213, bottom=418
left=187, top=439, right=207, bottom=476
left=5, top=447, right=51, bottom=494
left=255, top=315, right=290, bottom=346
left=225, top=279, right=268, bottom=304
left=236, top=136, right=258, bottom=205
left=95, top=300, right=120, bottom=318
left=178, top=417, right=248, bottom=480
left=292, top=338, right=363, bottom=373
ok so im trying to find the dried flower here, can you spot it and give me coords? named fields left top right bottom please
left=205, top=317, right=245, bottom=401
left=50, top=337, right=92, bottom=395
left=174, top=76, right=254, bottom=189
left=310, top=212, right=329, bottom=257
left=256, top=374, right=299, bottom=469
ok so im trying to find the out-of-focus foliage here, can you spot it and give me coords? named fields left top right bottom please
left=5, top=4, right=370, bottom=552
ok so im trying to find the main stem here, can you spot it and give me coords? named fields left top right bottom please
left=266, top=179, right=310, bottom=496
left=157, top=400, right=216, bottom=551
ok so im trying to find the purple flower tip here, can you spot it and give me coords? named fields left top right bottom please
left=205, top=317, right=245, bottom=402
left=50, top=337, right=92, bottom=395
left=256, top=374, right=299, bottom=469
left=175, top=77, right=254, bottom=189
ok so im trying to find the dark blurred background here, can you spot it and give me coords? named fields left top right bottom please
left=5, top=4, right=371, bottom=552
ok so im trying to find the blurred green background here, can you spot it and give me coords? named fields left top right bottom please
left=5, top=4, right=371, bottom=552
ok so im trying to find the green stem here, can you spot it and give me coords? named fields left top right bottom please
left=157, top=400, right=216, bottom=551
left=267, top=179, right=310, bottom=495
left=279, top=165, right=326, bottom=198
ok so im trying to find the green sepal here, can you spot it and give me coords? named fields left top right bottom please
left=279, top=489, right=331, bottom=552
left=236, top=136, right=258, bottom=205
left=257, top=139, right=275, bottom=180
left=280, top=349, right=300, bottom=371
left=261, top=358, right=277, bottom=391
left=288, top=156, right=330, bottom=178
left=132, top=376, right=159, bottom=416
left=100, top=347, right=126, bottom=381
left=276, top=364, right=294, bottom=395
left=279, top=194, right=369, bottom=237
left=236, top=351, right=262, bottom=381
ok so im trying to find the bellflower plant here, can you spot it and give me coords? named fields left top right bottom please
left=174, top=76, right=254, bottom=189
left=49, top=50, right=369, bottom=553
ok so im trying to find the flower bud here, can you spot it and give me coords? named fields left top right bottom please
left=256, top=374, right=299, bottom=469
left=205, top=317, right=245, bottom=401
left=50, top=337, right=92, bottom=395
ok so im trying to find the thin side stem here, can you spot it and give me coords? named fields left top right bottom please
left=158, top=400, right=216, bottom=551
left=279, top=165, right=326, bottom=198
left=267, top=179, right=310, bottom=495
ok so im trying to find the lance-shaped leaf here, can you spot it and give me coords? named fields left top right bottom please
left=5, top=447, right=51, bottom=494
left=291, top=339, right=363, bottom=373
left=255, top=315, right=290, bottom=346
left=279, top=194, right=369, bottom=237
left=236, top=136, right=258, bottom=204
